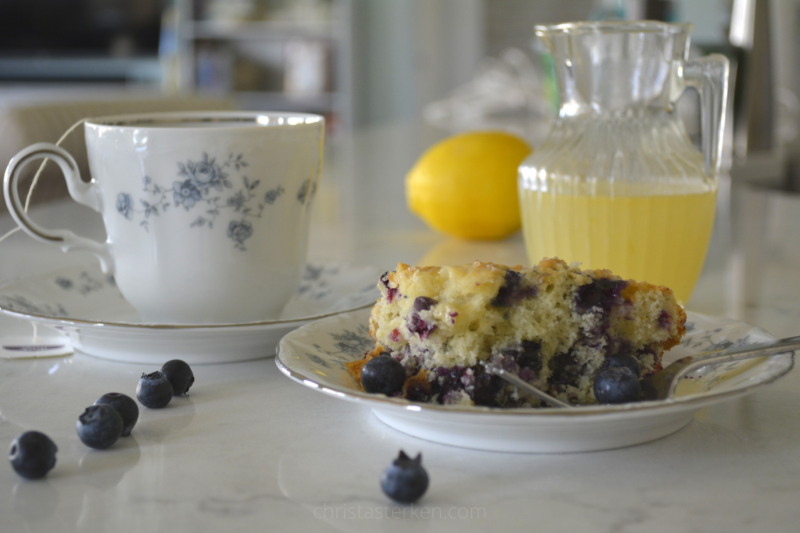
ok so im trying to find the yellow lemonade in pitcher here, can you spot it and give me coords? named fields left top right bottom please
left=519, top=188, right=717, bottom=305
left=520, top=20, right=728, bottom=306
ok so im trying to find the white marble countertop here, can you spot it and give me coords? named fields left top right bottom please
left=1, top=121, right=799, bottom=532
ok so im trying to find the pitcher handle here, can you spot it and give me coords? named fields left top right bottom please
left=679, top=54, right=730, bottom=176
left=3, top=143, right=115, bottom=274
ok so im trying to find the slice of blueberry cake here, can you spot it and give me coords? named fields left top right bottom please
left=346, top=258, right=686, bottom=407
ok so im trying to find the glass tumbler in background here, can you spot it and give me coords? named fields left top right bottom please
left=518, top=21, right=728, bottom=305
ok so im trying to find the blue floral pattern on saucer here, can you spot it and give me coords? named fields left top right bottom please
left=0, top=263, right=379, bottom=327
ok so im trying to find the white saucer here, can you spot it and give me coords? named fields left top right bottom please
left=0, top=263, right=380, bottom=364
left=277, top=308, right=795, bottom=453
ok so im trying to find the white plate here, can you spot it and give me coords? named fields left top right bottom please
left=0, top=263, right=379, bottom=364
left=277, top=308, right=795, bottom=453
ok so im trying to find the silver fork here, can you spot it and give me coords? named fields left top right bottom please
left=487, top=335, right=800, bottom=408
left=640, top=335, right=800, bottom=401
left=487, top=366, right=573, bottom=408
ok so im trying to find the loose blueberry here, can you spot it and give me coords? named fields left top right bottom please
left=593, top=367, right=642, bottom=404
left=160, top=359, right=195, bottom=396
left=380, top=451, right=429, bottom=503
left=9, top=431, right=57, bottom=479
left=136, top=371, right=173, bottom=408
left=95, top=393, right=139, bottom=436
left=77, top=405, right=124, bottom=449
left=600, top=352, right=641, bottom=379
left=361, top=355, right=406, bottom=395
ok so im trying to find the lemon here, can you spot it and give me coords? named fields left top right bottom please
left=406, top=131, right=532, bottom=240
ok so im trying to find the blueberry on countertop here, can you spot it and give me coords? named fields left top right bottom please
left=77, top=404, right=124, bottom=449
left=9, top=431, right=57, bottom=479
left=381, top=451, right=429, bottom=503
left=593, top=366, right=642, bottom=404
left=95, top=393, right=139, bottom=436
left=160, top=359, right=194, bottom=396
left=361, top=354, right=406, bottom=396
left=600, top=352, right=641, bottom=379
left=136, top=371, right=174, bottom=409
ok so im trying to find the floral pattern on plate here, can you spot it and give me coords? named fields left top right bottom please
left=276, top=309, right=795, bottom=453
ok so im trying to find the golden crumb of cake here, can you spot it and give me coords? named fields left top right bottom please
left=350, top=258, right=686, bottom=407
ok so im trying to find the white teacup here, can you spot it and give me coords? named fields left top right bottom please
left=3, top=111, right=324, bottom=324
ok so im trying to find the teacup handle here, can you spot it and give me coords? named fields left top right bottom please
left=3, top=143, right=115, bottom=274
left=677, top=54, right=730, bottom=177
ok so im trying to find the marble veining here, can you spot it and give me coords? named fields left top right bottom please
left=1, top=349, right=797, bottom=532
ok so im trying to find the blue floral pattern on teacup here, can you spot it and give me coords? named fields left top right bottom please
left=116, top=193, right=134, bottom=220
left=173, top=179, right=202, bottom=209
left=227, top=220, right=253, bottom=245
left=115, top=152, right=289, bottom=250
left=297, top=179, right=317, bottom=204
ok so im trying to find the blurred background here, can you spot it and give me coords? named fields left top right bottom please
left=0, top=0, right=794, bottom=144
left=1, top=0, right=797, bottom=174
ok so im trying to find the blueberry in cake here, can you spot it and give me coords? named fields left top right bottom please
left=345, top=258, right=686, bottom=407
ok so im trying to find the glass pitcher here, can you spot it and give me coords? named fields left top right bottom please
left=518, top=21, right=728, bottom=305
